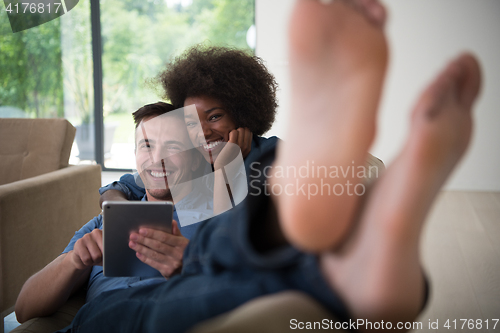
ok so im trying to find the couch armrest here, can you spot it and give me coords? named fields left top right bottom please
left=8, top=288, right=86, bottom=333
left=0, top=165, right=101, bottom=314
left=189, top=291, right=348, bottom=333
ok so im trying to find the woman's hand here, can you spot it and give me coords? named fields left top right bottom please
left=214, top=128, right=253, bottom=169
left=231, top=127, right=253, bottom=158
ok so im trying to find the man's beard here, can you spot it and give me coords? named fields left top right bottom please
left=146, top=188, right=173, bottom=201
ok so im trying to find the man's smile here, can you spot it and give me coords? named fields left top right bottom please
left=149, top=170, right=171, bottom=178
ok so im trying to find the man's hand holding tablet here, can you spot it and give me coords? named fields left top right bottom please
left=129, top=219, right=188, bottom=278
left=102, top=201, right=187, bottom=278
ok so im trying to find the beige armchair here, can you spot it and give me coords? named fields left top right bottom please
left=0, top=118, right=101, bottom=330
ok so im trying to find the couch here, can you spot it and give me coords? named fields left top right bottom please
left=0, top=118, right=102, bottom=332
left=7, top=148, right=384, bottom=333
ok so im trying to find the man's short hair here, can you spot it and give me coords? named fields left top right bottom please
left=132, top=102, right=177, bottom=128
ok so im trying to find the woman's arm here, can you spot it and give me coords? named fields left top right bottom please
left=99, top=189, right=128, bottom=208
left=213, top=129, right=252, bottom=214
left=99, top=173, right=146, bottom=208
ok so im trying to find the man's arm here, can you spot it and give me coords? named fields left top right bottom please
left=15, top=229, right=103, bottom=322
left=15, top=253, right=91, bottom=322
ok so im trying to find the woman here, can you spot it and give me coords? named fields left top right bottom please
left=100, top=45, right=281, bottom=234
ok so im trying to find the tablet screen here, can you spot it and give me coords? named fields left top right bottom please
left=103, top=201, right=173, bottom=277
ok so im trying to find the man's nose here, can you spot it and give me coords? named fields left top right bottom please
left=151, top=146, right=167, bottom=164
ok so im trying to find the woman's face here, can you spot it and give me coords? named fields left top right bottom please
left=184, top=95, right=237, bottom=163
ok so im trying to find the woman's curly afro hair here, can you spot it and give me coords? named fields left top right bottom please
left=158, top=45, right=278, bottom=136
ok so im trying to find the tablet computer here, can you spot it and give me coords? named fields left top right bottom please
left=102, top=201, right=173, bottom=277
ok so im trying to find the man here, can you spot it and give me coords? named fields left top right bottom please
left=15, top=102, right=212, bottom=322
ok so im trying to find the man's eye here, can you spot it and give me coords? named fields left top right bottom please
left=186, top=121, right=198, bottom=127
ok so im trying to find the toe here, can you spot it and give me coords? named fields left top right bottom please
left=412, top=67, right=452, bottom=120
left=456, top=53, right=482, bottom=109
left=362, top=0, right=387, bottom=28
left=371, top=4, right=387, bottom=29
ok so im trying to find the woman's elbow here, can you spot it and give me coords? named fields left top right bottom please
left=14, top=300, right=30, bottom=323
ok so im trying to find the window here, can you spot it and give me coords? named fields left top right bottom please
left=0, top=0, right=255, bottom=170
left=101, top=0, right=255, bottom=169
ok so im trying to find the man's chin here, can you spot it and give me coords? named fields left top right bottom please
left=146, top=189, right=172, bottom=201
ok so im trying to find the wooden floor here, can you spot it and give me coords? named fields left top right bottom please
left=412, top=191, right=500, bottom=333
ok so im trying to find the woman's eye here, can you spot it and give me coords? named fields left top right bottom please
left=209, top=114, right=221, bottom=121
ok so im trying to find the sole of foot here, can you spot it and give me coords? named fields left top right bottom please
left=273, top=0, right=389, bottom=252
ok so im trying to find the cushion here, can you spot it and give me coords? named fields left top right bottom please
left=0, top=118, right=76, bottom=185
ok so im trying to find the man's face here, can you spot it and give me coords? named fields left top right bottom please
left=135, top=114, right=197, bottom=201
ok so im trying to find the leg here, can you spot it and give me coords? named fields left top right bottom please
left=272, top=0, right=389, bottom=252
left=319, top=54, right=481, bottom=327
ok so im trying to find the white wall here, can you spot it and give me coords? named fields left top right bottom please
left=256, top=0, right=500, bottom=191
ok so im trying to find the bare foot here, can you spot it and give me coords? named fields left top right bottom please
left=272, top=0, right=389, bottom=252
left=320, top=54, right=481, bottom=328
